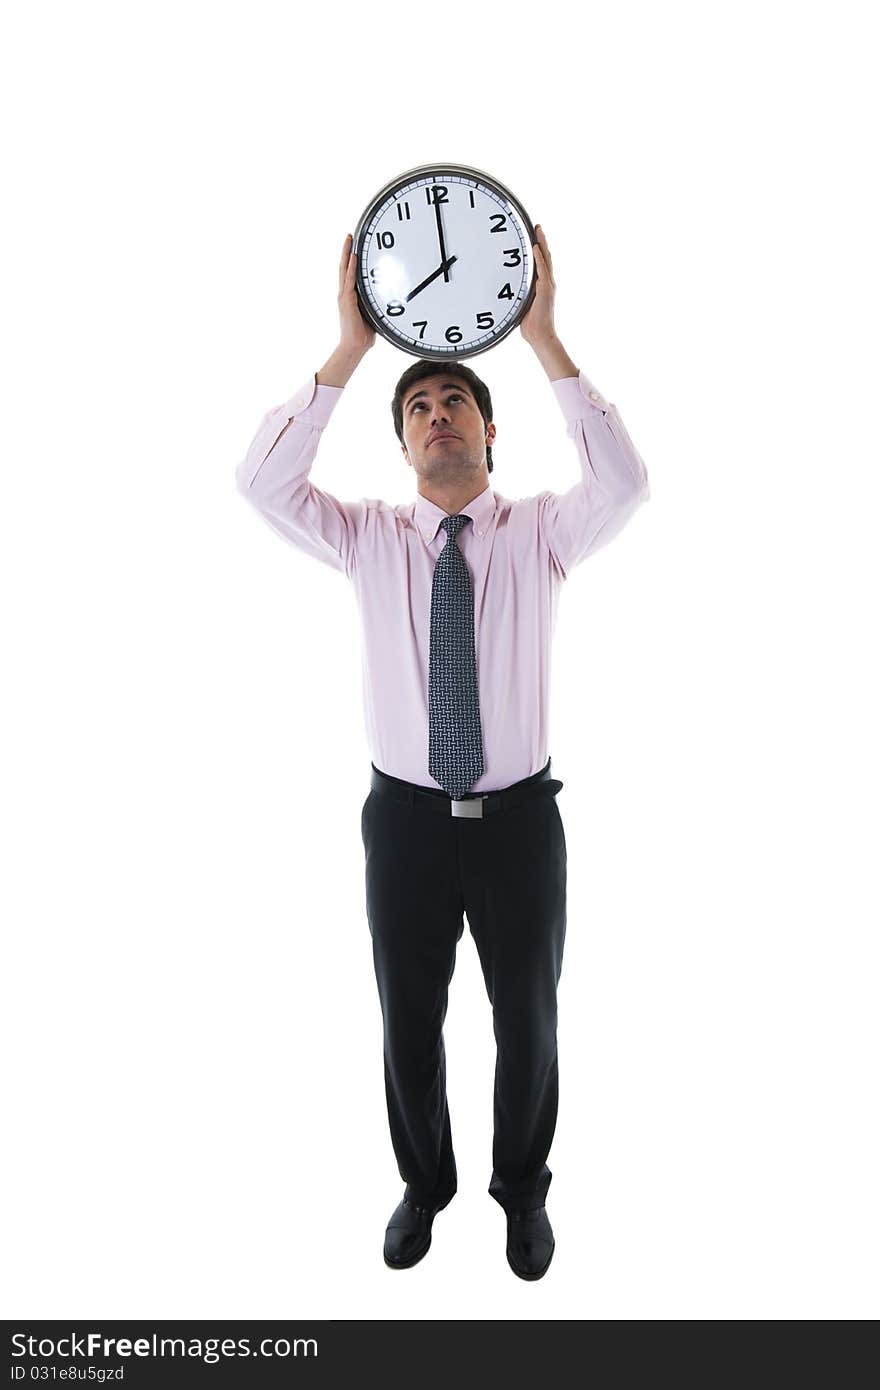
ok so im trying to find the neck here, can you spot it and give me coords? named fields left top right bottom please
left=418, top=477, right=490, bottom=515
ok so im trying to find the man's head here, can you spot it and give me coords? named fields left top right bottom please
left=391, top=360, right=496, bottom=485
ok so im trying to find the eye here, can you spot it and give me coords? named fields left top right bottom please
left=413, top=394, right=462, bottom=411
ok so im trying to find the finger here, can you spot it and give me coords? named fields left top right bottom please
left=533, top=245, right=554, bottom=289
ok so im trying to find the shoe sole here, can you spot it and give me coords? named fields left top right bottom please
left=506, top=1238, right=555, bottom=1281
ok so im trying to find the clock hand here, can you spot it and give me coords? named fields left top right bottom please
left=405, top=255, right=458, bottom=303
left=434, top=202, right=451, bottom=282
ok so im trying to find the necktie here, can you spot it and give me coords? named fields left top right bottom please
left=428, top=514, right=485, bottom=798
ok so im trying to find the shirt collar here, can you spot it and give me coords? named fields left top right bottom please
left=413, top=483, right=497, bottom=545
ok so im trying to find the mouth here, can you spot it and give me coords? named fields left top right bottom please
left=429, top=433, right=460, bottom=445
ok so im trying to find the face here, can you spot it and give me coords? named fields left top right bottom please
left=400, top=375, right=496, bottom=483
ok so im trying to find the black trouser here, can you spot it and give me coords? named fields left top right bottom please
left=360, top=757, right=567, bottom=1215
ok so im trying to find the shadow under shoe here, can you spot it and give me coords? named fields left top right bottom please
left=506, top=1206, right=555, bottom=1280
left=383, top=1194, right=454, bottom=1269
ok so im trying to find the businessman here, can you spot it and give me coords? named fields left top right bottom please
left=235, top=225, right=649, bottom=1279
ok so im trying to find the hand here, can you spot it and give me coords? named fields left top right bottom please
left=519, top=224, right=557, bottom=347
left=338, top=233, right=376, bottom=357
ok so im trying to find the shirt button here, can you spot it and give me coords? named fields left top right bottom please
left=589, top=389, right=600, bottom=400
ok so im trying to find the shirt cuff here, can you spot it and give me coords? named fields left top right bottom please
left=279, top=373, right=345, bottom=429
left=551, top=368, right=610, bottom=422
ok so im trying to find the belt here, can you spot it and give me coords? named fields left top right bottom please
left=369, top=758, right=564, bottom=818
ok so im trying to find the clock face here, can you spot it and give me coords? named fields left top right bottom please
left=352, top=163, right=537, bottom=360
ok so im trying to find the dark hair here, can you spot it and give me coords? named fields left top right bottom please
left=391, top=359, right=494, bottom=473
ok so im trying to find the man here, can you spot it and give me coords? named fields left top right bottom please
left=235, top=225, right=649, bottom=1280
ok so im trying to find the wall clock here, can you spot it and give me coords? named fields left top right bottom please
left=352, top=162, right=537, bottom=361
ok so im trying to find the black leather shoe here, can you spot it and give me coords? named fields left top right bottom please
left=383, top=1194, right=453, bottom=1269
left=506, top=1205, right=555, bottom=1280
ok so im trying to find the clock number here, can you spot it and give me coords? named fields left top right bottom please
left=476, top=312, right=494, bottom=330
left=497, top=283, right=514, bottom=301
left=426, top=185, right=449, bottom=205
left=412, top=321, right=428, bottom=340
left=502, top=247, right=522, bottom=267
left=387, top=301, right=405, bottom=316
left=396, top=201, right=411, bottom=221
left=445, top=326, right=463, bottom=343
left=376, top=231, right=395, bottom=249
left=489, top=213, right=507, bottom=233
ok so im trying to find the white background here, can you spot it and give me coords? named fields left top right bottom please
left=3, top=0, right=878, bottom=1321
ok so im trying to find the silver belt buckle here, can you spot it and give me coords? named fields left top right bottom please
left=451, top=796, right=486, bottom=818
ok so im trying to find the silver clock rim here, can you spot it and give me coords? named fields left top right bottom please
left=351, top=161, right=537, bottom=362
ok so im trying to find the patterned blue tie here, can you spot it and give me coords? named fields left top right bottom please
left=428, top=514, right=485, bottom=798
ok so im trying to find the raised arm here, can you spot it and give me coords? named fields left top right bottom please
left=234, top=234, right=376, bottom=576
left=520, top=226, right=650, bottom=577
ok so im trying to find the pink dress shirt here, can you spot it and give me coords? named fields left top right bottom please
left=235, top=370, right=649, bottom=792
